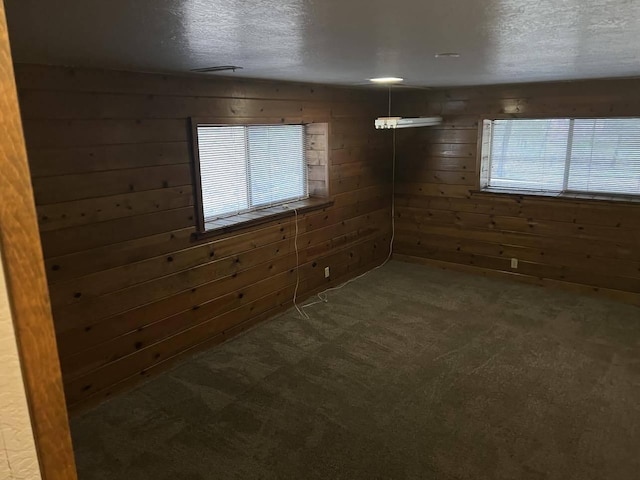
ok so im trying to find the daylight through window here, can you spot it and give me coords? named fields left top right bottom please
left=195, top=124, right=308, bottom=222
left=481, top=118, right=640, bottom=197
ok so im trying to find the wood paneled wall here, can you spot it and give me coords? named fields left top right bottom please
left=16, top=64, right=393, bottom=410
left=393, top=79, right=640, bottom=305
left=0, top=15, right=76, bottom=475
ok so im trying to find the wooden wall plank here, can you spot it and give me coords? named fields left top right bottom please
left=28, top=142, right=190, bottom=177
left=41, top=207, right=196, bottom=257
left=66, top=254, right=386, bottom=411
left=62, top=234, right=388, bottom=405
left=37, top=186, right=194, bottom=231
left=33, top=164, right=192, bottom=204
left=16, top=64, right=392, bottom=410
left=395, top=79, right=640, bottom=304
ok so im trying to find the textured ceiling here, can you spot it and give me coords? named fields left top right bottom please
left=5, top=0, right=640, bottom=87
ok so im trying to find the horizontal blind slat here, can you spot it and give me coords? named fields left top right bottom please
left=568, top=118, right=640, bottom=195
left=489, top=119, right=570, bottom=192
left=248, top=125, right=307, bottom=209
left=196, top=124, right=308, bottom=222
left=487, top=118, right=640, bottom=197
left=197, top=125, right=248, bottom=219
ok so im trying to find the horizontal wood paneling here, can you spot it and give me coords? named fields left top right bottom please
left=394, top=80, right=640, bottom=305
left=37, top=186, right=194, bottom=231
left=32, top=164, right=192, bottom=204
left=16, top=64, right=392, bottom=410
left=70, top=256, right=384, bottom=410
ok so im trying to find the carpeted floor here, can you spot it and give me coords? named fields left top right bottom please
left=71, top=261, right=640, bottom=480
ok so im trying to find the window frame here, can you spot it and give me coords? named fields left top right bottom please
left=189, top=118, right=332, bottom=238
left=477, top=115, right=640, bottom=203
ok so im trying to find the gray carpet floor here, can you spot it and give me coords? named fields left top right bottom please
left=71, top=260, right=640, bottom=480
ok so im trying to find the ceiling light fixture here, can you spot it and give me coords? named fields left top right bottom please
left=369, top=77, right=404, bottom=84
left=375, top=116, right=443, bottom=129
left=372, top=77, right=440, bottom=129
left=435, top=53, right=460, bottom=58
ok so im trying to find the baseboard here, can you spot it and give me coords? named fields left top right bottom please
left=392, top=253, right=640, bottom=307
left=68, top=254, right=388, bottom=413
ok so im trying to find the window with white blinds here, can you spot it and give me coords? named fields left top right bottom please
left=195, top=124, right=308, bottom=221
left=483, top=118, right=640, bottom=196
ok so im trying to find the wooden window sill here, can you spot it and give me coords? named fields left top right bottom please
left=192, top=197, right=333, bottom=240
left=471, top=188, right=640, bottom=206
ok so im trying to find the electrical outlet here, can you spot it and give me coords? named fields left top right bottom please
left=511, top=258, right=518, bottom=269
left=324, top=266, right=330, bottom=278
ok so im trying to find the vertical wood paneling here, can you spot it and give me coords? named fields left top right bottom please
left=306, top=122, right=329, bottom=197
left=16, top=64, right=392, bottom=410
left=393, top=80, right=640, bottom=305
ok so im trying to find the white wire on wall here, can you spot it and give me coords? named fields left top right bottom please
left=292, top=127, right=397, bottom=320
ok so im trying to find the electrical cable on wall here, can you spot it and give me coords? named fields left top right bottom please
left=298, top=129, right=396, bottom=316
left=291, top=85, right=397, bottom=319
left=291, top=207, right=307, bottom=319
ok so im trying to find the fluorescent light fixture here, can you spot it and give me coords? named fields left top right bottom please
left=369, top=77, right=404, bottom=84
left=375, top=116, right=443, bottom=129
left=435, top=52, right=460, bottom=58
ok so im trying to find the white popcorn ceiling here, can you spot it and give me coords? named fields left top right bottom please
left=5, top=0, right=640, bottom=86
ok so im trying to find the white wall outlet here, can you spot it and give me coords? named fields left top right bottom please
left=511, top=258, right=518, bottom=269
left=324, top=266, right=330, bottom=278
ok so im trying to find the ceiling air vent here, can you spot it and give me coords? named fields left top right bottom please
left=190, top=65, right=243, bottom=73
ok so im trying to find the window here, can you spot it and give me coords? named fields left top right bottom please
left=480, top=118, right=640, bottom=197
left=193, top=123, right=310, bottom=231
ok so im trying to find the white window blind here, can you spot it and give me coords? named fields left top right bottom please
left=196, top=124, right=307, bottom=221
left=568, top=119, right=640, bottom=195
left=197, top=126, right=248, bottom=220
left=485, top=118, right=640, bottom=196
left=247, top=126, right=307, bottom=208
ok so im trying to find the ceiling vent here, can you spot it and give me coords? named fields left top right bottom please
left=190, top=65, right=243, bottom=73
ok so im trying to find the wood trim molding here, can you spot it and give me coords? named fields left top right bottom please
left=470, top=188, right=640, bottom=205
left=393, top=254, right=640, bottom=306
left=195, top=198, right=334, bottom=240
left=0, top=5, right=77, bottom=480
left=188, top=118, right=206, bottom=233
